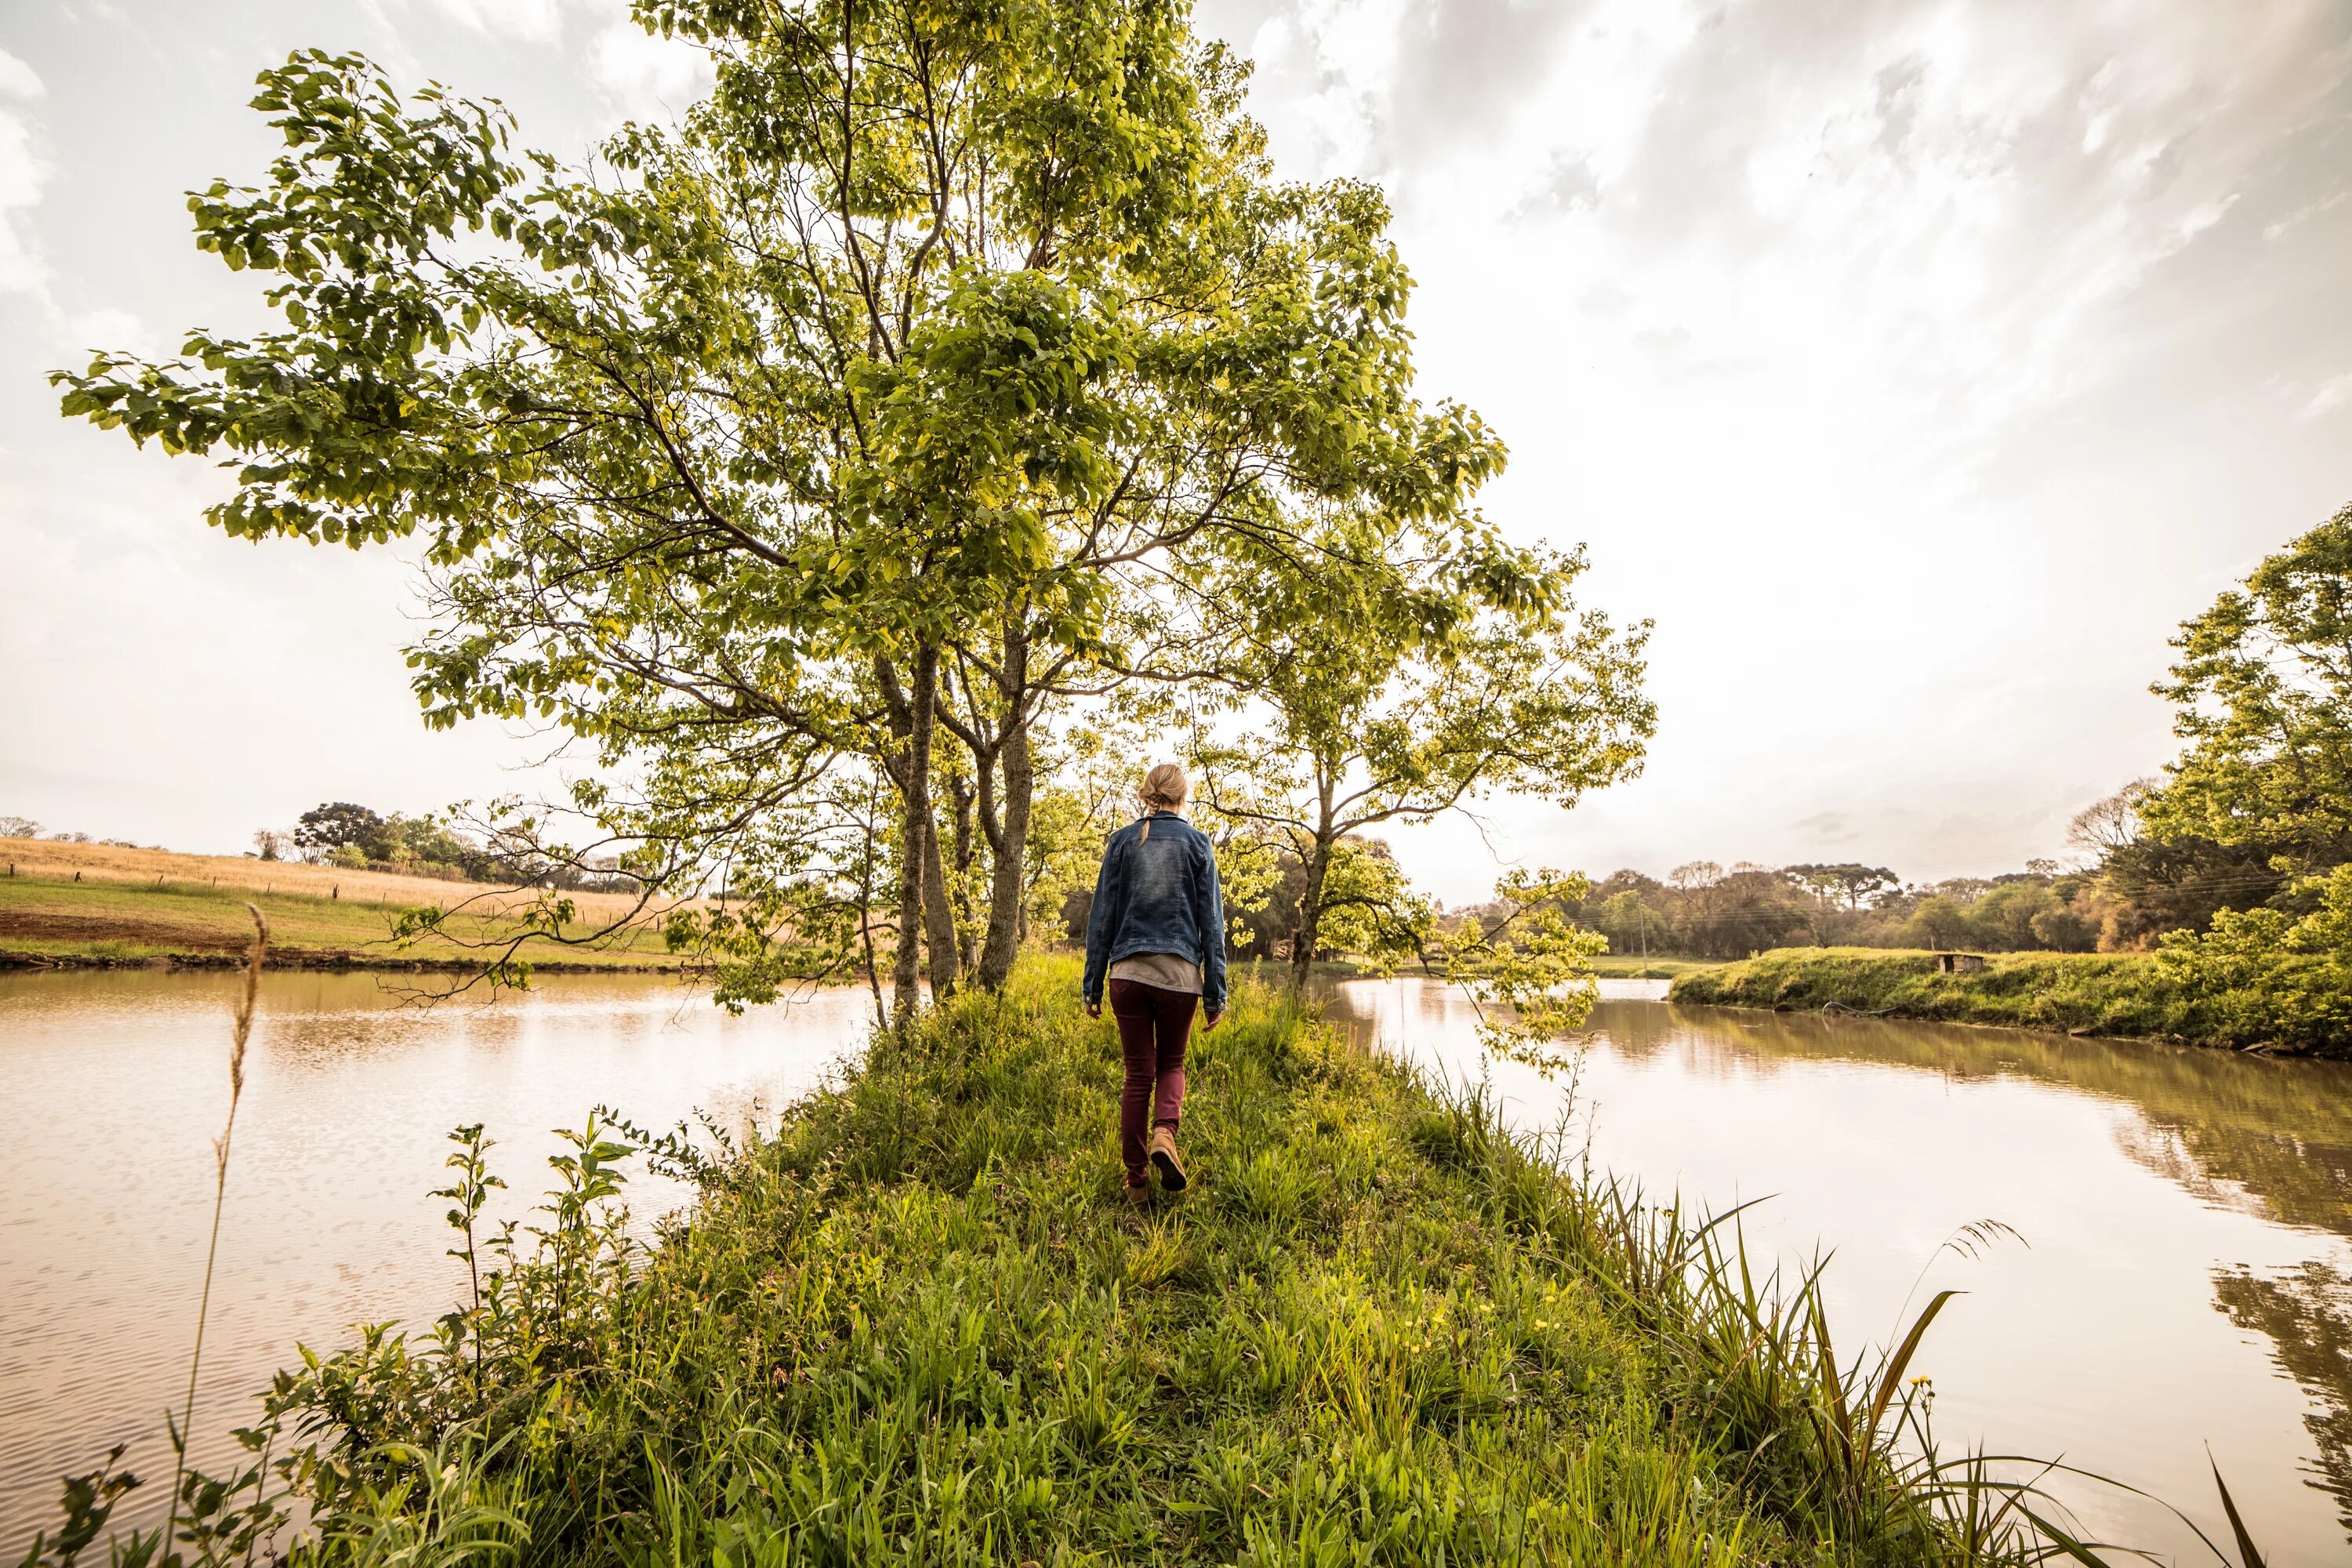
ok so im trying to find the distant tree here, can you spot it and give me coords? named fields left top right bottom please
left=2093, top=833, right=2281, bottom=949
left=2028, top=904, right=2099, bottom=952
left=252, top=829, right=288, bottom=862
left=1668, top=861, right=1722, bottom=891
left=1785, top=862, right=1899, bottom=910
left=1969, top=880, right=2063, bottom=949
left=293, top=803, right=386, bottom=862
left=0, top=815, right=39, bottom=840
left=2067, top=779, right=2152, bottom=863
left=1904, top=895, right=1970, bottom=951
left=1679, top=866, right=1812, bottom=958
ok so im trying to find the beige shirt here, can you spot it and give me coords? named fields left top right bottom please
left=1107, top=951, right=1203, bottom=994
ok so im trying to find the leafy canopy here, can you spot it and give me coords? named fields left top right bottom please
left=53, top=2, right=1516, bottom=998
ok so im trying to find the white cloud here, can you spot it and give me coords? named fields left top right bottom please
left=0, top=47, right=50, bottom=298
left=431, top=0, right=564, bottom=45
left=584, top=17, right=711, bottom=123
left=2302, top=372, right=2352, bottom=420
left=0, top=46, right=44, bottom=101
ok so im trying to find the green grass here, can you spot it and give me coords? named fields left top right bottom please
left=45, top=955, right=2134, bottom=1566
left=0, top=873, right=679, bottom=969
left=1669, top=946, right=2345, bottom=1056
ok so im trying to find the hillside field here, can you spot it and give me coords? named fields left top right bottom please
left=0, top=842, right=681, bottom=970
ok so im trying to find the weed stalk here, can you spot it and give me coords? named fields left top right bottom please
left=165, top=904, right=267, bottom=1551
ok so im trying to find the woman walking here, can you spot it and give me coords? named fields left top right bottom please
left=1082, top=762, right=1226, bottom=1207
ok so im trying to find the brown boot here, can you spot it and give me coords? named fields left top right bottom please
left=1149, top=1125, right=1188, bottom=1192
left=1123, top=1180, right=1151, bottom=1210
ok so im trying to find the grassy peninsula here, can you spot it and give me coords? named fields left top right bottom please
left=80, top=956, right=2097, bottom=1566
left=1670, top=946, right=2347, bottom=1057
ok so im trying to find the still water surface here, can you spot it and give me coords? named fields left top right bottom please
left=2, top=969, right=2347, bottom=1563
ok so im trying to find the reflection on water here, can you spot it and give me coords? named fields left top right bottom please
left=1322, top=978, right=2352, bottom=1568
left=0, top=969, right=873, bottom=1548
left=2213, top=1261, right=2352, bottom=1535
left=1613, top=1004, right=2352, bottom=1243
left=6, top=969, right=2351, bottom=1563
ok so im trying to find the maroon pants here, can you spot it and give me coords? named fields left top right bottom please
left=1108, top=978, right=1195, bottom=1185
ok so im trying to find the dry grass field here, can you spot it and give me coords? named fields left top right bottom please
left=0, top=839, right=656, bottom=920
left=0, top=840, right=688, bottom=969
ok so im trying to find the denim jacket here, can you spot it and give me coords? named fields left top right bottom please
left=1081, top=812, right=1227, bottom=1014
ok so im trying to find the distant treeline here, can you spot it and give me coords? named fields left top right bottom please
left=1579, top=504, right=2352, bottom=1040
left=255, top=802, right=644, bottom=894
left=1497, top=782, right=2271, bottom=963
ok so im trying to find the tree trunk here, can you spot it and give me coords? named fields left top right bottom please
left=1288, top=769, right=1338, bottom=999
left=858, top=780, right=887, bottom=1029
left=978, top=617, right=1032, bottom=990
left=882, top=646, right=941, bottom=1028
left=922, top=800, right=960, bottom=1002
left=947, top=769, right=978, bottom=975
left=1289, top=837, right=1331, bottom=999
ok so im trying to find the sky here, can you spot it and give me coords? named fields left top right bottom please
left=1, top=0, right=2348, bottom=904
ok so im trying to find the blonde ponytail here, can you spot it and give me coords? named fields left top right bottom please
left=1137, top=762, right=1188, bottom=840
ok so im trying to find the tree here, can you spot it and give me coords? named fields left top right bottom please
left=2139, top=506, right=2352, bottom=1030
left=1904, top=895, right=1969, bottom=951
left=2143, top=505, right=2352, bottom=872
left=292, top=803, right=386, bottom=862
left=1968, top=880, right=2062, bottom=950
left=252, top=829, right=288, bottom=862
left=1785, top=862, right=1898, bottom=911
left=2027, top=903, right=2098, bottom=952
left=0, top=815, right=39, bottom=840
left=1193, top=519, right=1652, bottom=995
left=2067, top=779, right=2151, bottom=862
left=60, top=14, right=1497, bottom=1020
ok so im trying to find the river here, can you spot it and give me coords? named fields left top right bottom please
left=2, top=969, right=2347, bottom=1563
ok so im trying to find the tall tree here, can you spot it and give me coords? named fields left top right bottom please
left=56, top=4, right=1497, bottom=1018
left=2142, top=504, right=2352, bottom=871
left=2141, top=506, right=2352, bottom=1039
left=1785, top=863, right=1898, bottom=911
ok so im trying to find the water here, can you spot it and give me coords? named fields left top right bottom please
left=1323, top=978, right=2352, bottom=1566
left=0, top=969, right=874, bottom=1547
left=2, top=970, right=2347, bottom=1563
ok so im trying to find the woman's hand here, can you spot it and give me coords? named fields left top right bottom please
left=1086, top=1000, right=1102, bottom=1019
left=1203, top=1011, right=1223, bottom=1032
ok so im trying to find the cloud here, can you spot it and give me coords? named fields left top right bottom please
left=2303, top=372, right=2352, bottom=420
left=431, top=0, right=564, bottom=45
left=1791, top=811, right=1860, bottom=847
left=584, top=16, right=712, bottom=123
left=0, top=47, right=49, bottom=299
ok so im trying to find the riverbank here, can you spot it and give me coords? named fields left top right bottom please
left=1669, top=946, right=2347, bottom=1057
left=84, top=955, right=2110, bottom=1565
left=0, top=862, right=681, bottom=971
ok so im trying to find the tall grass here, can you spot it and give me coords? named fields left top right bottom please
left=166, top=906, right=267, bottom=1536
left=20, top=955, right=2269, bottom=1566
